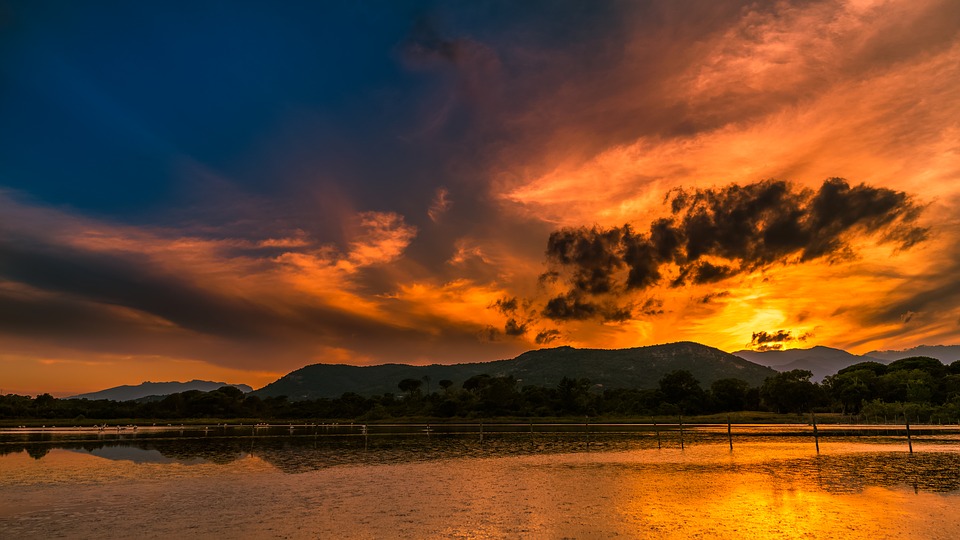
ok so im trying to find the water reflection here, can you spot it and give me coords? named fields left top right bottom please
left=2, top=428, right=960, bottom=539
left=769, top=452, right=960, bottom=494
left=3, top=427, right=960, bottom=494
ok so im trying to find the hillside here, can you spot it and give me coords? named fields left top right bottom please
left=69, top=380, right=253, bottom=402
left=865, top=345, right=960, bottom=363
left=732, top=346, right=882, bottom=382
left=253, top=341, right=777, bottom=400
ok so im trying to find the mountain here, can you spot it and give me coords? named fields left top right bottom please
left=69, top=380, right=253, bottom=401
left=732, top=346, right=883, bottom=382
left=865, top=345, right=960, bottom=364
left=252, top=341, right=777, bottom=400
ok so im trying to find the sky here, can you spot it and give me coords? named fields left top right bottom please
left=1, top=0, right=959, bottom=396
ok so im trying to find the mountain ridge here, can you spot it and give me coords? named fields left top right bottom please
left=732, top=344, right=960, bottom=382
left=69, top=380, right=253, bottom=402
left=865, top=345, right=960, bottom=363
left=732, top=346, right=879, bottom=382
left=253, top=341, right=777, bottom=400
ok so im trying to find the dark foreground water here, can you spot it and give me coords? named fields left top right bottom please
left=2, top=424, right=959, bottom=539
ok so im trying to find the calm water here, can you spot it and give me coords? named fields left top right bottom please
left=2, top=424, right=960, bottom=539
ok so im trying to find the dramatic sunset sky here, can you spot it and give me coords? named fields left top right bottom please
left=2, top=0, right=959, bottom=395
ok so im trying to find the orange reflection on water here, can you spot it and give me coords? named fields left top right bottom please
left=618, top=469, right=950, bottom=539
left=2, top=439, right=960, bottom=539
left=613, top=444, right=960, bottom=539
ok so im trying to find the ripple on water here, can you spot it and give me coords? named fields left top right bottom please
left=2, top=432, right=960, bottom=539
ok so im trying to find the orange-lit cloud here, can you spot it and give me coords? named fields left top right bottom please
left=1, top=0, right=959, bottom=394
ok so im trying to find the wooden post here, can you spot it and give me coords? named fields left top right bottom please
left=585, top=417, right=590, bottom=448
left=679, top=415, right=685, bottom=450
left=906, top=418, right=913, bottom=454
left=479, top=421, right=484, bottom=444
left=727, top=416, right=733, bottom=451
left=653, top=418, right=661, bottom=449
left=812, top=412, right=820, bottom=454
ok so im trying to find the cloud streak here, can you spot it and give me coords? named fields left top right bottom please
left=1, top=0, right=959, bottom=393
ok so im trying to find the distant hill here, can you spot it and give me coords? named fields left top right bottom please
left=252, top=342, right=777, bottom=400
left=69, top=380, right=253, bottom=402
left=865, top=345, right=960, bottom=364
left=732, top=346, right=883, bottom=382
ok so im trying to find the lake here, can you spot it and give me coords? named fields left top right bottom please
left=2, top=423, right=960, bottom=539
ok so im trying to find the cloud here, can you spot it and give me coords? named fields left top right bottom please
left=900, top=311, right=918, bottom=324
left=498, top=0, right=960, bottom=228
left=0, top=196, right=533, bottom=377
left=540, top=178, right=927, bottom=321
left=542, top=292, right=634, bottom=323
left=399, top=16, right=503, bottom=133
left=428, top=187, right=453, bottom=223
left=0, top=235, right=269, bottom=341
left=477, top=325, right=501, bottom=342
left=493, top=296, right=518, bottom=315
left=698, top=291, right=731, bottom=305
left=3, top=0, right=960, bottom=391
left=640, top=297, right=665, bottom=315
left=837, top=217, right=960, bottom=349
left=504, top=318, right=527, bottom=336
left=341, top=211, right=418, bottom=269
left=748, top=328, right=814, bottom=351
left=751, top=330, right=794, bottom=346
left=535, top=329, right=560, bottom=345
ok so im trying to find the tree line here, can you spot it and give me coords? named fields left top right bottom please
left=3, top=356, right=959, bottom=422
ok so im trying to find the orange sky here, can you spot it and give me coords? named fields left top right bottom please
left=1, top=0, right=959, bottom=395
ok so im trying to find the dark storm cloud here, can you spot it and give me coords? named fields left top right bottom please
left=0, top=289, right=148, bottom=338
left=751, top=330, right=794, bottom=346
left=535, top=329, right=560, bottom=345
left=749, top=329, right=811, bottom=351
left=545, top=226, right=625, bottom=295
left=542, top=178, right=927, bottom=321
left=749, top=330, right=813, bottom=351
left=504, top=318, right=527, bottom=336
left=640, top=297, right=664, bottom=315
left=0, top=232, right=436, bottom=349
left=698, top=291, right=731, bottom=304
left=493, top=296, right=518, bottom=314
left=0, top=237, right=272, bottom=341
left=542, top=292, right=632, bottom=322
left=0, top=228, right=536, bottom=369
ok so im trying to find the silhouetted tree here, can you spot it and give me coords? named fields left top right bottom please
left=710, top=378, right=749, bottom=412
left=659, top=370, right=706, bottom=414
left=825, top=369, right=877, bottom=414
left=761, top=370, right=820, bottom=413
left=398, top=378, right=423, bottom=398
left=462, top=374, right=491, bottom=393
left=557, top=377, right=593, bottom=415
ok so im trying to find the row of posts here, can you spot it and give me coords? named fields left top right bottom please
left=211, top=417, right=921, bottom=454
left=431, top=415, right=919, bottom=454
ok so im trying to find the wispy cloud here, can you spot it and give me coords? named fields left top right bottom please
left=2, top=0, right=959, bottom=392
left=428, top=187, right=453, bottom=223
